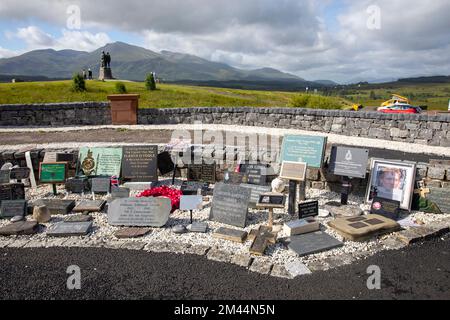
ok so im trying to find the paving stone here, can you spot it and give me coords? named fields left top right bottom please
left=207, top=248, right=232, bottom=263
left=114, top=227, right=152, bottom=239
left=322, top=253, right=354, bottom=269
left=249, top=257, right=273, bottom=275
left=270, top=264, right=293, bottom=279
left=284, top=260, right=312, bottom=277
left=120, top=241, right=146, bottom=251
left=305, top=261, right=328, bottom=272
left=102, top=241, right=125, bottom=249
left=6, top=239, right=31, bottom=248
left=23, top=240, right=46, bottom=248
left=427, top=166, right=446, bottom=180
left=166, top=242, right=190, bottom=254
left=381, top=237, right=408, bottom=250
left=395, top=228, right=424, bottom=245
left=185, top=245, right=210, bottom=256
left=45, top=238, right=68, bottom=247
left=145, top=242, right=169, bottom=253
left=230, top=253, right=253, bottom=268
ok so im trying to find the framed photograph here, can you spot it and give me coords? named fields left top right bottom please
left=365, top=159, right=416, bottom=211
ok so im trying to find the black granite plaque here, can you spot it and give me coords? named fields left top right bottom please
left=56, top=153, right=75, bottom=164
left=239, top=184, right=272, bottom=208
left=91, top=177, right=111, bottom=194
left=223, top=170, right=248, bottom=185
left=65, top=178, right=88, bottom=194
left=209, top=182, right=251, bottom=228
left=329, top=146, right=369, bottom=179
left=370, top=197, right=400, bottom=220
left=181, top=181, right=210, bottom=196
left=259, top=194, right=286, bottom=206
left=0, top=183, right=25, bottom=204
left=0, top=170, right=10, bottom=184
left=0, top=200, right=27, bottom=218
left=157, top=151, right=175, bottom=175
left=9, top=167, right=31, bottom=180
left=247, top=168, right=265, bottom=185
left=122, top=146, right=158, bottom=182
left=32, top=199, right=76, bottom=215
left=187, top=163, right=216, bottom=183
left=298, top=201, right=319, bottom=219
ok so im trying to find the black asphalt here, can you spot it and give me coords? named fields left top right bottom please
left=1, top=235, right=449, bottom=301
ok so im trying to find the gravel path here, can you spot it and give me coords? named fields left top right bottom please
left=1, top=236, right=449, bottom=300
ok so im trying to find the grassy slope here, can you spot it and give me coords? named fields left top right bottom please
left=343, top=83, right=450, bottom=111
left=0, top=80, right=300, bottom=108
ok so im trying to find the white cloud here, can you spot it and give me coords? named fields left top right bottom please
left=0, top=46, right=18, bottom=59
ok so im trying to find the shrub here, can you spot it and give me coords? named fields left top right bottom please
left=72, top=73, right=86, bottom=92
left=115, top=82, right=127, bottom=94
left=289, top=94, right=343, bottom=109
left=145, top=73, right=156, bottom=91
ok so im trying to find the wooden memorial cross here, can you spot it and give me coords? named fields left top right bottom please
left=414, top=187, right=430, bottom=198
left=256, top=193, right=285, bottom=228
left=248, top=226, right=278, bottom=256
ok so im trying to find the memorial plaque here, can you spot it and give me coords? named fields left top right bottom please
left=288, top=231, right=343, bottom=257
left=111, top=187, right=130, bottom=199
left=223, top=171, right=248, bottom=185
left=240, top=184, right=272, bottom=208
left=78, top=147, right=123, bottom=177
left=0, top=221, right=39, bottom=236
left=209, top=183, right=251, bottom=228
left=43, top=152, right=57, bottom=163
left=108, top=197, right=171, bottom=227
left=9, top=167, right=31, bottom=180
left=329, top=146, right=369, bottom=179
left=56, top=153, right=75, bottom=164
left=213, top=227, right=248, bottom=243
left=258, top=193, right=286, bottom=207
left=0, top=200, right=27, bottom=219
left=280, top=161, right=307, bottom=181
left=122, top=146, right=158, bottom=182
left=189, top=222, right=208, bottom=233
left=39, top=162, right=67, bottom=183
left=0, top=183, right=25, bottom=204
left=298, top=201, right=319, bottom=219
left=181, top=181, right=210, bottom=196
left=91, top=177, right=111, bottom=194
left=427, top=188, right=450, bottom=214
left=157, top=151, right=175, bottom=175
left=64, top=214, right=93, bottom=223
left=32, top=199, right=76, bottom=215
left=247, top=168, right=265, bottom=185
left=239, top=163, right=271, bottom=176
left=114, top=227, right=152, bottom=239
left=187, top=163, right=216, bottom=183
left=0, top=170, right=10, bottom=184
left=65, top=178, right=88, bottom=194
left=180, top=195, right=203, bottom=211
left=47, top=221, right=93, bottom=237
left=281, top=135, right=327, bottom=168
left=370, top=197, right=401, bottom=220
left=73, top=200, right=106, bottom=213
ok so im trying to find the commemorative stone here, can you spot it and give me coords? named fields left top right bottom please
left=188, top=163, right=216, bottom=183
left=370, top=197, right=401, bottom=220
left=213, top=227, right=248, bottom=243
left=284, top=218, right=320, bottom=236
left=209, top=183, right=251, bottom=228
left=0, top=183, right=25, bottom=204
left=187, top=222, right=208, bottom=233
left=73, top=200, right=106, bottom=213
left=32, top=199, right=76, bottom=215
left=280, top=161, right=307, bottom=181
left=65, top=177, right=88, bottom=194
left=108, top=197, right=171, bottom=227
left=329, top=146, right=369, bottom=179
left=47, top=221, right=93, bottom=237
left=239, top=184, right=272, bottom=208
left=281, top=135, right=327, bottom=168
left=122, top=146, right=158, bottom=182
left=114, top=227, right=152, bottom=239
left=91, top=177, right=111, bottom=194
left=287, top=231, right=343, bottom=257
left=0, top=170, right=10, bottom=184
left=0, top=221, right=39, bottom=236
left=9, top=167, right=31, bottom=180
left=64, top=214, right=93, bottom=223
left=109, top=187, right=130, bottom=201
left=246, top=168, right=265, bottom=185
left=0, top=200, right=27, bottom=219
left=78, top=147, right=123, bottom=177
left=180, top=181, right=209, bottom=196
left=426, top=187, right=450, bottom=214
left=298, top=201, right=319, bottom=219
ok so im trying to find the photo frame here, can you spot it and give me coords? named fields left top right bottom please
left=365, top=159, right=416, bottom=211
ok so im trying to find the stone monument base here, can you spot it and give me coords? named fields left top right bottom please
left=99, top=67, right=113, bottom=80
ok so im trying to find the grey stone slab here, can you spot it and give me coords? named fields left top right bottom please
left=73, top=200, right=105, bottom=213
left=32, top=199, right=75, bottom=215
left=270, top=264, right=293, bottom=279
left=114, top=227, right=152, bottom=239
left=0, top=221, right=39, bottom=236
left=47, top=221, right=93, bottom=237
left=185, top=245, right=211, bottom=256
left=145, top=242, right=169, bottom=253
left=207, top=248, right=232, bottom=263
left=187, top=222, right=208, bottom=233
left=64, top=214, right=93, bottom=223
left=108, top=198, right=171, bottom=227
left=305, top=261, right=328, bottom=272
left=382, top=237, right=408, bottom=250
left=288, top=231, right=344, bottom=257
left=23, top=240, right=45, bottom=248
left=230, top=253, right=253, bottom=268
left=284, top=261, right=312, bottom=277
left=44, top=238, right=68, bottom=247
left=249, top=257, right=273, bottom=275
left=120, top=241, right=146, bottom=251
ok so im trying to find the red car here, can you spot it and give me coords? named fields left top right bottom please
left=377, top=104, right=422, bottom=114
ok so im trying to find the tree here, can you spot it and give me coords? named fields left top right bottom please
left=115, top=82, right=127, bottom=94
left=145, top=73, right=156, bottom=91
left=72, top=73, right=86, bottom=92
left=369, top=90, right=377, bottom=100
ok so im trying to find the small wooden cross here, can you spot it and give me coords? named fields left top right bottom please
left=414, top=188, right=430, bottom=198
left=248, top=226, right=278, bottom=256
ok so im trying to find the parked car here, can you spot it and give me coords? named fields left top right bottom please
left=377, top=103, right=422, bottom=114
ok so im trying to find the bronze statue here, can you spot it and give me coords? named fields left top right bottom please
left=101, top=51, right=106, bottom=68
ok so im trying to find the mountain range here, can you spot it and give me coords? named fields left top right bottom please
left=0, top=41, right=317, bottom=85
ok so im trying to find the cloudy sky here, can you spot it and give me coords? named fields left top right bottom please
left=0, top=0, right=449, bottom=83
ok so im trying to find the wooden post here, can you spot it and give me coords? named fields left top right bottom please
left=288, top=180, right=297, bottom=216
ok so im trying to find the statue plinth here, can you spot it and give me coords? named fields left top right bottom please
left=99, top=67, right=113, bottom=80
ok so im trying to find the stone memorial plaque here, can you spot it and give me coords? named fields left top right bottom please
left=288, top=231, right=343, bottom=257
left=298, top=201, right=319, bottom=219
left=284, top=218, right=320, bottom=236
left=47, top=221, right=93, bottom=237
left=0, top=200, right=27, bottom=219
left=209, top=183, right=251, bottom=228
left=65, top=178, right=88, bottom=194
left=157, top=151, right=175, bottom=175
left=111, top=187, right=130, bottom=199
left=56, top=153, right=75, bottom=164
left=370, top=197, right=401, bottom=220
left=181, top=181, right=210, bottom=196
left=122, top=146, right=158, bottom=182
left=10, top=167, right=31, bottom=180
left=43, top=152, right=57, bottom=163
left=329, top=146, right=369, bottom=179
left=280, top=161, right=307, bottom=181
left=64, top=214, right=93, bottom=223
left=108, top=197, right=171, bottom=227
left=247, top=168, right=265, bottom=185
left=114, top=227, right=152, bottom=239
left=78, top=147, right=123, bottom=177
left=0, top=170, right=10, bottom=184
left=180, top=195, right=203, bottom=211
left=188, top=163, right=216, bottom=183
left=0, top=221, right=39, bottom=236
left=223, top=171, right=248, bottom=185
left=239, top=184, right=272, bottom=208
left=427, top=188, right=450, bottom=214
left=239, top=163, right=271, bottom=176
left=258, top=193, right=286, bottom=207
left=213, top=227, right=248, bottom=243
left=39, top=162, right=67, bottom=183
left=281, top=135, right=327, bottom=168
left=32, top=199, right=76, bottom=215
left=91, top=177, right=111, bottom=194
left=0, top=183, right=25, bottom=204
left=188, top=222, right=208, bottom=233
left=328, top=214, right=400, bottom=241
left=73, top=200, right=106, bottom=213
